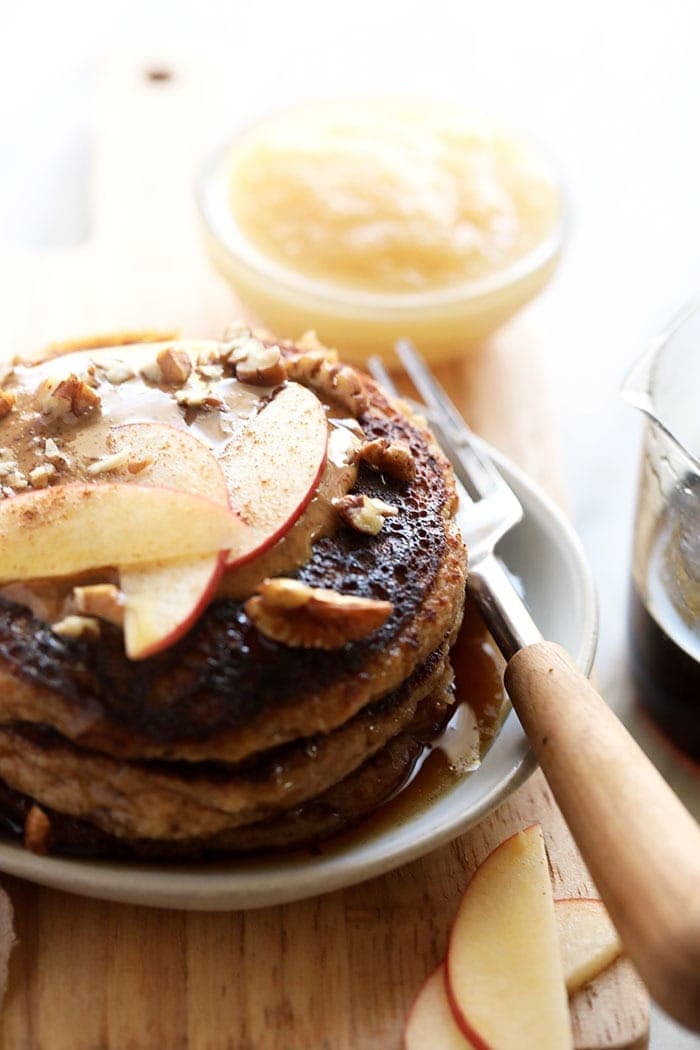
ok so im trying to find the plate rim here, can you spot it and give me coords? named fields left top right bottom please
left=0, top=443, right=598, bottom=909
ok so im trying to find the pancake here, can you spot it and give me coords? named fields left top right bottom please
left=0, top=642, right=454, bottom=840
left=0, top=329, right=468, bottom=858
left=0, top=366, right=465, bottom=763
left=0, top=670, right=455, bottom=860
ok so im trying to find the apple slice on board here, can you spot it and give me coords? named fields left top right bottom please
left=0, top=481, right=239, bottom=581
left=404, top=965, right=472, bottom=1050
left=555, top=898, right=623, bottom=995
left=446, top=823, right=572, bottom=1050
left=403, top=904, right=624, bottom=1050
left=219, top=382, right=328, bottom=570
left=113, top=424, right=235, bottom=659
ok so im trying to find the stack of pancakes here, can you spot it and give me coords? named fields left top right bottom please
left=0, top=342, right=467, bottom=859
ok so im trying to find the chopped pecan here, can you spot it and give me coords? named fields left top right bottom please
left=329, top=364, right=369, bottom=416
left=286, top=352, right=367, bottom=417
left=198, top=363, right=224, bottom=381
left=52, top=615, right=101, bottom=641
left=28, top=463, right=56, bottom=489
left=245, top=577, right=393, bottom=649
left=175, top=383, right=225, bottom=411
left=157, top=346, right=192, bottom=386
left=358, top=437, right=416, bottom=482
left=72, top=584, right=125, bottom=626
left=43, top=437, right=71, bottom=467
left=332, top=494, right=398, bottom=535
left=5, top=470, right=27, bottom=491
left=0, top=460, right=18, bottom=478
left=24, top=805, right=51, bottom=854
left=38, top=373, right=101, bottom=417
left=234, top=341, right=287, bottom=386
left=285, top=349, right=332, bottom=382
left=0, top=389, right=16, bottom=419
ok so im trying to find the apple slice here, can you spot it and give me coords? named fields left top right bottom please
left=446, top=824, right=572, bottom=1050
left=404, top=965, right=473, bottom=1050
left=113, top=424, right=234, bottom=659
left=0, top=482, right=239, bottom=581
left=404, top=898, right=624, bottom=1050
left=555, top=898, right=623, bottom=994
left=121, top=553, right=225, bottom=660
left=219, top=383, right=328, bottom=569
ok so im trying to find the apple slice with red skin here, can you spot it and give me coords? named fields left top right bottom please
left=121, top=552, right=226, bottom=660
left=555, top=897, right=623, bottom=994
left=403, top=902, right=624, bottom=1050
left=445, top=823, right=572, bottom=1050
left=404, top=965, right=473, bottom=1050
left=219, top=383, right=329, bottom=570
left=0, top=481, right=239, bottom=581
left=111, top=423, right=235, bottom=660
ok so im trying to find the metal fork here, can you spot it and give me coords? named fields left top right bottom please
left=370, top=344, right=542, bottom=660
left=369, top=342, right=700, bottom=1031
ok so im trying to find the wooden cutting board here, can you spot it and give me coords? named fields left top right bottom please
left=0, top=54, right=648, bottom=1050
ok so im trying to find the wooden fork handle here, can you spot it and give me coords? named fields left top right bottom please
left=505, top=641, right=700, bottom=1031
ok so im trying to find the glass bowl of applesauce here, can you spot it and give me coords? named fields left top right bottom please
left=198, top=100, right=568, bottom=364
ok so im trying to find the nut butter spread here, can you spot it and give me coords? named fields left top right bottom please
left=0, top=331, right=361, bottom=632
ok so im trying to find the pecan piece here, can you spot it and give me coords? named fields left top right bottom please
left=245, top=577, right=393, bottom=649
left=174, top=383, right=225, bottom=411
left=359, top=437, right=416, bottom=482
left=286, top=352, right=368, bottom=417
left=157, top=346, right=192, bottom=386
left=52, top=615, right=101, bottom=641
left=0, top=389, right=16, bottom=419
left=234, top=341, right=287, bottom=386
left=332, top=494, right=398, bottom=535
left=24, top=805, right=51, bottom=854
left=72, top=584, right=125, bottom=626
left=43, top=437, right=71, bottom=468
left=0, top=460, right=18, bottom=478
left=38, top=373, right=101, bottom=417
left=28, top=463, right=56, bottom=489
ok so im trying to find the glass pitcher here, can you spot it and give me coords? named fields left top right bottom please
left=623, top=301, right=700, bottom=761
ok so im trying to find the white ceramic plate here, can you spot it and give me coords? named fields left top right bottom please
left=0, top=446, right=597, bottom=910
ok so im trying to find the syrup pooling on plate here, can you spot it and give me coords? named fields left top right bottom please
left=322, top=605, right=507, bottom=850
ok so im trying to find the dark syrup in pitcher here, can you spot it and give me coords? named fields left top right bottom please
left=629, top=501, right=700, bottom=763
left=629, top=588, right=700, bottom=762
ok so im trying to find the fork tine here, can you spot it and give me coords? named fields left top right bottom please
left=395, top=340, right=471, bottom=437
left=395, top=340, right=509, bottom=497
left=367, top=355, right=399, bottom=397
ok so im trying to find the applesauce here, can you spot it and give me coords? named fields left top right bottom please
left=199, top=100, right=566, bottom=361
left=230, top=101, right=560, bottom=295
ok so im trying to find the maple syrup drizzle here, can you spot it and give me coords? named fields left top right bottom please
left=319, top=603, right=507, bottom=851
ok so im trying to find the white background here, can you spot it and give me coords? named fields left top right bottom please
left=1, top=1, right=699, bottom=1045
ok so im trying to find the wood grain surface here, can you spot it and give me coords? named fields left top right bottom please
left=0, top=54, right=649, bottom=1049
